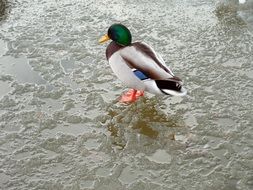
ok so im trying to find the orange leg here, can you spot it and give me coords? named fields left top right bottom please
left=119, top=89, right=144, bottom=103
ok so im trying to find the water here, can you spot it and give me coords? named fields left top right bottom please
left=0, top=0, right=253, bottom=189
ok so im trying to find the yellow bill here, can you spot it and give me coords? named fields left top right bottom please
left=99, top=34, right=110, bottom=44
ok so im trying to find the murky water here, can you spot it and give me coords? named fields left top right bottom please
left=0, top=0, right=253, bottom=189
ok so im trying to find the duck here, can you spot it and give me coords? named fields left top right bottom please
left=99, top=24, right=187, bottom=103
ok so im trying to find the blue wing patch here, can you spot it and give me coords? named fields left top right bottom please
left=133, top=70, right=149, bottom=80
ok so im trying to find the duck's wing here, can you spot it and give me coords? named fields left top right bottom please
left=136, top=42, right=175, bottom=76
left=120, top=42, right=186, bottom=96
left=120, top=42, right=176, bottom=80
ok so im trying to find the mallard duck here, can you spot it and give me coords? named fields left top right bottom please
left=99, top=24, right=187, bottom=103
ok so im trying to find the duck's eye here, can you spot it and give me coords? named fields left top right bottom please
left=114, top=33, right=120, bottom=40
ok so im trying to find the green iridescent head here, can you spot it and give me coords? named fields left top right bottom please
left=107, top=24, right=132, bottom=46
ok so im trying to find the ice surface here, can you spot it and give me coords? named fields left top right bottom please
left=0, top=0, right=252, bottom=190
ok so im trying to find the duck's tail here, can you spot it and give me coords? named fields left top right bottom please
left=155, top=77, right=187, bottom=96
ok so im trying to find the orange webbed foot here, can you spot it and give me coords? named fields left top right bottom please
left=119, top=89, right=144, bottom=103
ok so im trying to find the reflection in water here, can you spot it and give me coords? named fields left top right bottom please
left=104, top=97, right=183, bottom=148
left=215, top=2, right=245, bottom=26
left=215, top=0, right=253, bottom=30
left=0, top=0, right=7, bottom=21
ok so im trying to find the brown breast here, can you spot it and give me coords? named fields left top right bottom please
left=106, top=41, right=124, bottom=60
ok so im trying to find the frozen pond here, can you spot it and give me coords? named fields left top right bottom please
left=0, top=0, right=253, bottom=189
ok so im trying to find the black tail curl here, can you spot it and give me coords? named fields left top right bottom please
left=155, top=78, right=182, bottom=94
